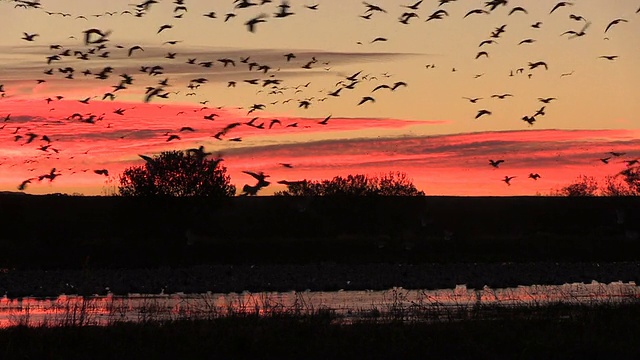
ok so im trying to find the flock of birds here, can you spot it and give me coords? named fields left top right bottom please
left=1, top=0, right=639, bottom=194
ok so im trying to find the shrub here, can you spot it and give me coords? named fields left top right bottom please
left=275, top=172, right=425, bottom=196
left=118, top=150, right=236, bottom=197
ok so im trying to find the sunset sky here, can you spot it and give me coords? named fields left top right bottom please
left=0, top=0, right=638, bottom=195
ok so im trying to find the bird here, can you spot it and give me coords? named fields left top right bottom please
left=489, top=159, right=504, bottom=168
left=475, top=51, right=489, bottom=59
left=538, top=97, right=557, bottom=103
left=93, top=169, right=109, bottom=176
left=38, top=168, right=61, bottom=182
left=550, top=2, right=573, bottom=14
left=370, top=37, right=388, bottom=43
left=508, top=7, right=527, bottom=15
left=358, top=96, right=375, bottom=105
left=502, top=176, right=516, bottom=185
left=18, top=178, right=34, bottom=191
left=475, top=110, right=492, bottom=119
left=600, top=157, right=611, bottom=164
left=599, top=55, right=618, bottom=61
left=464, top=9, right=489, bottom=18
left=528, top=173, right=541, bottom=180
left=608, top=152, right=625, bottom=157
left=157, top=24, right=173, bottom=33
left=528, top=61, right=548, bottom=70
left=245, top=14, right=268, bottom=32
left=518, top=38, right=536, bottom=45
left=22, top=32, right=39, bottom=41
left=463, top=97, right=482, bottom=103
left=605, top=19, right=627, bottom=33
left=243, top=170, right=270, bottom=188
left=128, top=45, right=144, bottom=57
left=402, top=0, right=422, bottom=10
left=569, top=14, right=586, bottom=22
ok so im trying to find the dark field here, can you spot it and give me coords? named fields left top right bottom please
left=1, top=194, right=639, bottom=358
left=1, top=194, right=639, bottom=269
left=0, top=194, right=638, bottom=296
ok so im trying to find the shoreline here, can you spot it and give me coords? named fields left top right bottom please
left=1, top=261, right=639, bottom=298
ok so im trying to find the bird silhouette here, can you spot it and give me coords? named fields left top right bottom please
left=358, top=96, right=375, bottom=105
left=93, top=169, right=109, bottom=176
left=502, top=176, right=516, bottom=185
left=528, top=173, right=541, bottom=180
left=157, top=24, right=173, bottom=33
left=128, top=45, right=144, bottom=57
left=489, top=159, right=504, bottom=168
left=604, top=19, right=627, bottom=33
left=464, top=9, right=489, bottom=18
left=22, top=32, right=39, bottom=41
left=550, top=2, right=573, bottom=14
left=475, top=110, right=492, bottom=119
left=245, top=14, right=268, bottom=32
left=508, top=7, right=527, bottom=15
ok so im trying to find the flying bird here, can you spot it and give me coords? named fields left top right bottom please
left=370, top=37, right=388, bottom=43
left=157, top=24, right=173, bottom=33
left=464, top=9, right=489, bottom=18
left=508, top=7, right=527, bottom=15
left=93, top=169, right=109, bottom=176
left=475, top=109, right=492, bottom=119
left=502, top=176, right=516, bottom=185
left=128, top=45, right=144, bottom=57
left=22, top=32, right=39, bottom=41
left=604, top=18, right=627, bottom=33
left=489, top=159, right=504, bottom=168
left=358, top=96, right=375, bottom=105
left=245, top=14, right=268, bottom=32
left=550, top=2, right=573, bottom=14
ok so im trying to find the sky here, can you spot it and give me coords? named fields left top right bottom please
left=0, top=0, right=639, bottom=196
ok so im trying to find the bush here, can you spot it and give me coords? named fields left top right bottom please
left=275, top=172, right=425, bottom=196
left=555, top=175, right=599, bottom=197
left=118, top=150, right=236, bottom=197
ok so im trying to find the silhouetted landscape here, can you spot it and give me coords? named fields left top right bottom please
left=2, top=0, right=640, bottom=358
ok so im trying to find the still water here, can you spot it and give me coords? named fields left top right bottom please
left=1, top=281, right=638, bottom=327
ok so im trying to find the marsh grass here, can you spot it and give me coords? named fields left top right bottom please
left=0, top=301, right=639, bottom=359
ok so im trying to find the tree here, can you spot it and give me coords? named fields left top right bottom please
left=616, top=166, right=640, bottom=195
left=275, top=171, right=425, bottom=196
left=118, top=150, right=236, bottom=197
left=556, top=175, right=599, bottom=197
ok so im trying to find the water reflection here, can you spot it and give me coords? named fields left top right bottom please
left=1, top=281, right=638, bottom=328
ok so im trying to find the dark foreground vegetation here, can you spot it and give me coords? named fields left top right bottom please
left=0, top=303, right=638, bottom=359
left=0, top=194, right=638, bottom=269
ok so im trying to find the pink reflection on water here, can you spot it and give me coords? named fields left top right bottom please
left=0, top=281, right=638, bottom=328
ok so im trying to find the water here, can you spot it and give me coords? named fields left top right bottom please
left=1, top=281, right=638, bottom=328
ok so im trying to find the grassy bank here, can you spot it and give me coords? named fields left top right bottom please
left=0, top=194, right=638, bottom=269
left=0, top=303, right=638, bottom=359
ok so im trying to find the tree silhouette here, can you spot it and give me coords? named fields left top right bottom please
left=118, top=150, right=236, bottom=197
left=556, top=175, right=599, bottom=197
left=275, top=172, right=425, bottom=196
left=616, top=166, right=640, bottom=195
